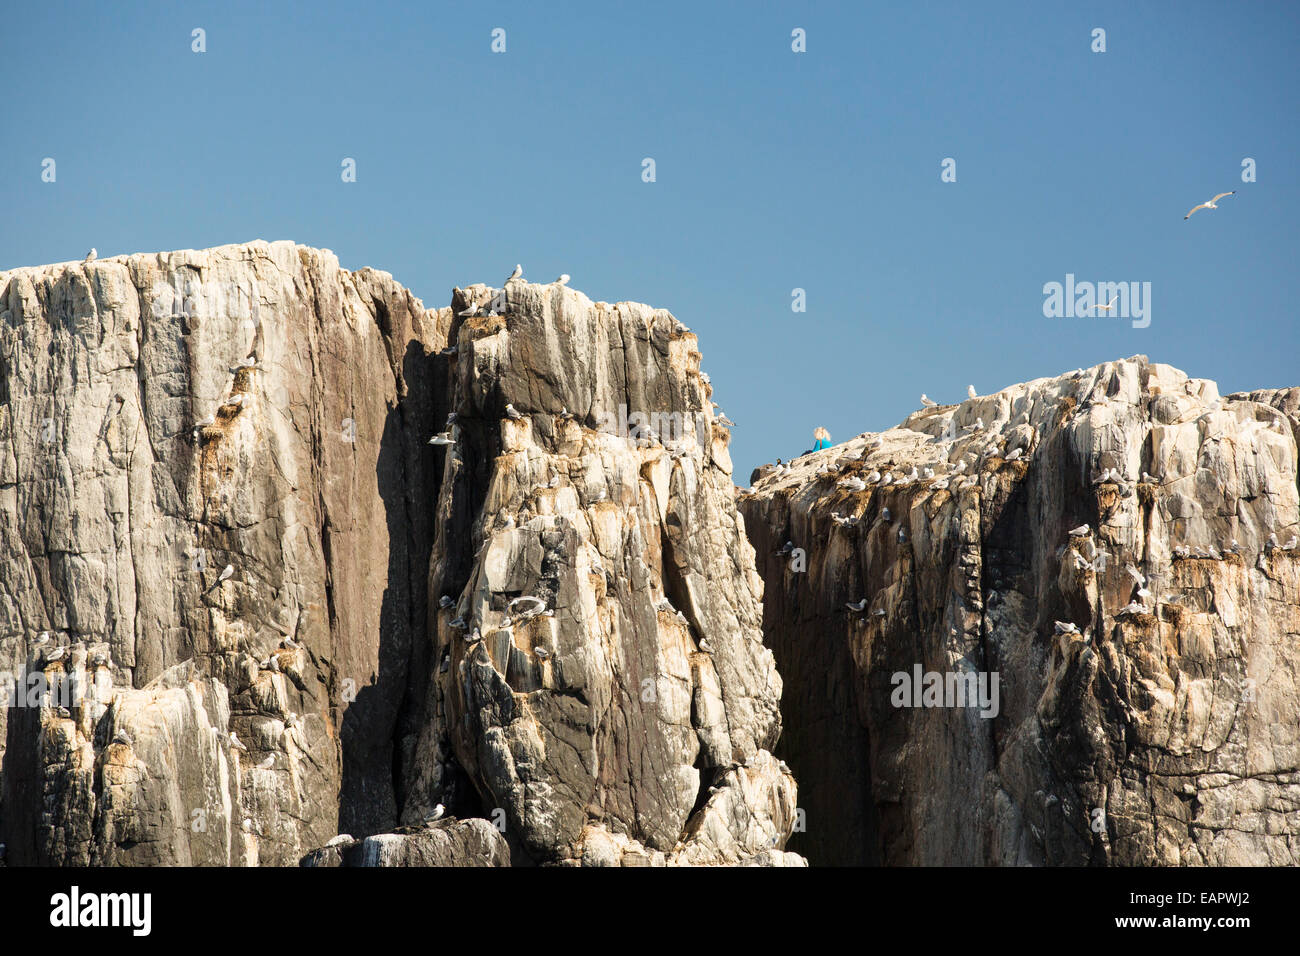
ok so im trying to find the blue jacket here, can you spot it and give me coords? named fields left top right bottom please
left=812, top=438, right=831, bottom=451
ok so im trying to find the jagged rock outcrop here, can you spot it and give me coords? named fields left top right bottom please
left=741, top=357, right=1300, bottom=866
left=0, top=242, right=799, bottom=867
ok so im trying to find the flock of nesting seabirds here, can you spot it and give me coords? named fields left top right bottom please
left=3, top=187, right=1270, bottom=857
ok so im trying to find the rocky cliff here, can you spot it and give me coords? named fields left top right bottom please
left=3, top=245, right=1294, bottom=870
left=0, top=242, right=798, bottom=866
left=740, top=358, right=1300, bottom=865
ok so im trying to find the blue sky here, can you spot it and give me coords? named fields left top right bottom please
left=3, top=1, right=1296, bottom=477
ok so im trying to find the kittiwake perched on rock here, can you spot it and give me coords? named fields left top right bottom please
left=218, top=564, right=234, bottom=582
left=84, top=248, right=96, bottom=262
left=920, top=394, right=937, bottom=407
left=506, top=264, right=523, bottom=282
left=424, top=804, right=446, bottom=825
left=230, top=731, right=248, bottom=752
left=504, top=403, right=522, bottom=420
left=554, top=274, right=570, bottom=286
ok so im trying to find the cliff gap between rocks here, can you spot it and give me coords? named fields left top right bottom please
left=0, top=241, right=1295, bottom=866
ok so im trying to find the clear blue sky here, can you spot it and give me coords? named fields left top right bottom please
left=3, top=1, right=1296, bottom=477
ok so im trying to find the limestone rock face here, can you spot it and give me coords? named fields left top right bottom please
left=740, top=357, right=1300, bottom=866
left=0, top=243, right=797, bottom=867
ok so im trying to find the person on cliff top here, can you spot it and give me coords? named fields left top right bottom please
left=812, top=426, right=832, bottom=452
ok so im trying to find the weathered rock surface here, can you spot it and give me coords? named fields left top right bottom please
left=300, top=819, right=509, bottom=867
left=741, top=357, right=1300, bottom=866
left=0, top=242, right=799, bottom=866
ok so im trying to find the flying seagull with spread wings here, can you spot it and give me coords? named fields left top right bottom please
left=1184, top=191, right=1235, bottom=220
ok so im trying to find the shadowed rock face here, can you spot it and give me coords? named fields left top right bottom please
left=740, top=357, right=1300, bottom=866
left=0, top=242, right=800, bottom=867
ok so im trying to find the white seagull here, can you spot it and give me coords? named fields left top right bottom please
left=84, top=248, right=96, bottom=262
left=554, top=274, right=570, bottom=286
left=1184, top=191, right=1235, bottom=220
left=967, top=385, right=977, bottom=399
left=230, top=731, right=248, bottom=752
left=920, top=394, right=937, bottom=407
left=218, top=564, right=234, bottom=582
left=504, top=404, right=522, bottom=420
left=507, top=264, right=523, bottom=282
left=428, top=432, right=455, bottom=445
left=1094, top=295, right=1119, bottom=313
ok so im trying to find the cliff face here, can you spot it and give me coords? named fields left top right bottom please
left=740, top=358, right=1300, bottom=866
left=5, top=246, right=1293, bottom=871
left=0, top=242, right=798, bottom=867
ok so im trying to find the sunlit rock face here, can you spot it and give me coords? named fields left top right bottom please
left=0, top=243, right=800, bottom=867
left=741, top=357, right=1300, bottom=866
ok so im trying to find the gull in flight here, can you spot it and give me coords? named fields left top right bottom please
left=1184, top=191, right=1235, bottom=220
left=507, top=264, right=523, bottom=282
left=428, top=432, right=455, bottom=446
left=1093, top=295, right=1119, bottom=314
left=920, top=394, right=937, bottom=408
left=1126, top=565, right=1146, bottom=587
